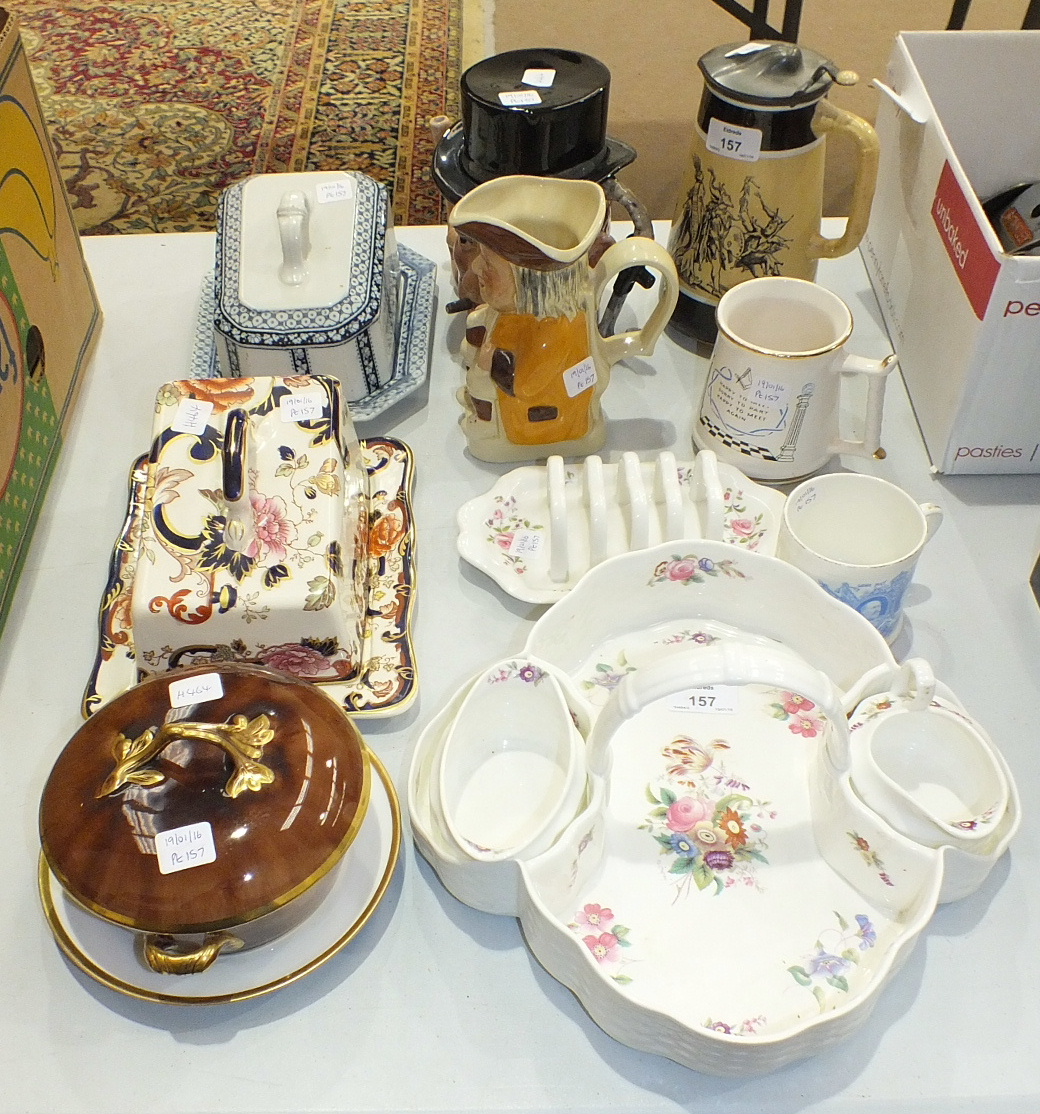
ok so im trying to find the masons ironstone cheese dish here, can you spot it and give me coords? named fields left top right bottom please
left=212, top=170, right=400, bottom=404
left=130, top=374, right=369, bottom=684
left=39, top=663, right=371, bottom=975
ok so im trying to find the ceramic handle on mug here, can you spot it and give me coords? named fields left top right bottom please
left=830, top=352, right=897, bottom=460
left=921, top=501, right=944, bottom=542
left=593, top=237, right=679, bottom=367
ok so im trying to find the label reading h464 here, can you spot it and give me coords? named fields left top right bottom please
left=706, top=118, right=762, bottom=163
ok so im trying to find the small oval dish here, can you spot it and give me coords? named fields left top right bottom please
left=437, top=655, right=587, bottom=863
left=40, top=662, right=370, bottom=977
left=847, top=659, right=1010, bottom=848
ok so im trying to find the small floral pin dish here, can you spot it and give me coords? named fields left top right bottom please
left=456, top=449, right=786, bottom=603
left=85, top=376, right=418, bottom=719
left=437, top=655, right=588, bottom=864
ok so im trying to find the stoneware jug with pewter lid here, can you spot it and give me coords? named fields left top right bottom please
left=667, top=40, right=880, bottom=345
left=450, top=174, right=678, bottom=464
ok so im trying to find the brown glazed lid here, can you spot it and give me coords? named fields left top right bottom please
left=39, top=663, right=371, bottom=935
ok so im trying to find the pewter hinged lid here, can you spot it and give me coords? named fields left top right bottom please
left=213, top=170, right=391, bottom=348
left=699, top=41, right=855, bottom=109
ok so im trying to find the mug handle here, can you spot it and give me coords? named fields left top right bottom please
left=807, top=101, right=880, bottom=262
left=921, top=501, right=944, bottom=542
left=592, top=237, right=679, bottom=367
left=829, top=352, right=898, bottom=460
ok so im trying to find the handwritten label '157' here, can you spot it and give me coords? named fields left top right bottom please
left=281, top=388, right=327, bottom=423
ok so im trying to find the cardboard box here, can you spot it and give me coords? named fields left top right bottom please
left=0, top=9, right=102, bottom=635
left=861, top=30, right=1040, bottom=475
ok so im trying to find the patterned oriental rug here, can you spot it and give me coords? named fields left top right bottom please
left=4, top=0, right=461, bottom=233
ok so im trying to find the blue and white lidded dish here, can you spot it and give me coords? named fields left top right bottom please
left=213, top=171, right=400, bottom=404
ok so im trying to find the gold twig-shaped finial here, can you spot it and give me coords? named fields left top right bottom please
left=97, top=714, right=276, bottom=799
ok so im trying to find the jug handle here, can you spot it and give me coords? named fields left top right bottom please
left=592, top=237, right=679, bottom=367
left=829, top=352, right=897, bottom=461
left=807, top=100, right=880, bottom=262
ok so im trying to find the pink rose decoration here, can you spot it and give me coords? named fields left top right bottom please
left=583, top=932, right=620, bottom=964
left=781, top=691, right=816, bottom=715
left=495, top=531, right=515, bottom=550
left=666, top=795, right=713, bottom=832
left=248, top=492, right=296, bottom=562
left=576, top=903, right=614, bottom=929
left=729, top=517, right=756, bottom=537
left=788, top=711, right=825, bottom=738
left=260, top=642, right=331, bottom=678
left=666, top=558, right=699, bottom=582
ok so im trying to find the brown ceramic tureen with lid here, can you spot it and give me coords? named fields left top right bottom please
left=39, top=662, right=371, bottom=975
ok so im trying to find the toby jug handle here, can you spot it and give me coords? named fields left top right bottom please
left=593, top=237, right=679, bottom=369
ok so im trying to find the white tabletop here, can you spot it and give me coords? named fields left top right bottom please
left=2, top=223, right=1039, bottom=1113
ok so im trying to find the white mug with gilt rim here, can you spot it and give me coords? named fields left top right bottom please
left=692, top=276, right=896, bottom=483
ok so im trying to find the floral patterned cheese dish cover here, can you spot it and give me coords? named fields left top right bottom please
left=130, top=375, right=369, bottom=684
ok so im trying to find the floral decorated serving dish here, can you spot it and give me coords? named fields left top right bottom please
left=456, top=450, right=786, bottom=603
left=410, top=541, right=1019, bottom=1073
left=86, top=378, right=417, bottom=718
left=523, top=538, right=895, bottom=705
left=516, top=643, right=945, bottom=1076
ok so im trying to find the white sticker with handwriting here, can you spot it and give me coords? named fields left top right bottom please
left=564, top=357, right=597, bottom=397
left=670, top=685, right=741, bottom=714
left=281, top=388, right=327, bottom=423
left=507, top=529, right=544, bottom=557
left=316, top=178, right=354, bottom=204
left=169, top=671, right=224, bottom=709
left=499, top=89, right=542, bottom=106
left=171, top=398, right=214, bottom=435
left=156, top=822, right=217, bottom=875
left=522, top=68, right=556, bottom=87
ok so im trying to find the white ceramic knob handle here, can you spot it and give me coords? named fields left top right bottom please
left=277, top=189, right=311, bottom=285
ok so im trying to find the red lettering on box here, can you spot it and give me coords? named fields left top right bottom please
left=931, top=161, right=1001, bottom=320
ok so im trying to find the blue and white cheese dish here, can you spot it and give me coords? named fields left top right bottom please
left=213, top=171, right=400, bottom=404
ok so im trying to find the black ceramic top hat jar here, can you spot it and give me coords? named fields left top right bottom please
left=432, top=47, right=637, bottom=203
